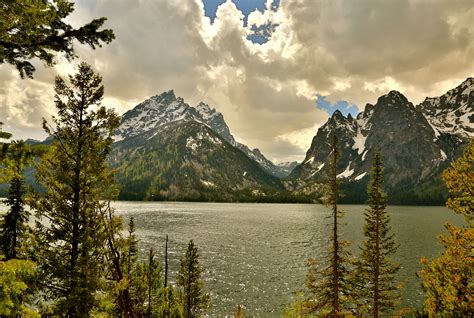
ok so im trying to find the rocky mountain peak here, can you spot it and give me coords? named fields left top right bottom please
left=416, top=77, right=473, bottom=139
left=196, top=102, right=218, bottom=120
left=115, top=90, right=293, bottom=178
left=153, top=89, right=176, bottom=102
left=377, top=90, right=410, bottom=107
left=287, top=79, right=473, bottom=204
left=331, top=109, right=345, bottom=120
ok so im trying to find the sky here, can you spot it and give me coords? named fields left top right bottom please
left=1, top=0, right=473, bottom=162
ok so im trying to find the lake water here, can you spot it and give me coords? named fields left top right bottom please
left=109, top=202, right=462, bottom=317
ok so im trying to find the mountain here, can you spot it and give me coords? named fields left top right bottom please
left=115, top=90, right=290, bottom=177
left=286, top=78, right=473, bottom=204
left=276, top=161, right=299, bottom=176
left=111, top=120, right=284, bottom=201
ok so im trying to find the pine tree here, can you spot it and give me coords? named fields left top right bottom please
left=0, top=1, right=114, bottom=78
left=100, top=203, right=138, bottom=317
left=1, top=141, right=37, bottom=260
left=176, top=240, right=210, bottom=318
left=353, top=151, right=400, bottom=317
left=306, top=134, right=353, bottom=316
left=419, top=141, right=473, bottom=316
left=29, top=62, right=120, bottom=316
left=144, top=248, right=162, bottom=317
left=157, top=285, right=185, bottom=318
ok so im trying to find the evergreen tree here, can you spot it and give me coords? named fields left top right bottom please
left=306, top=134, right=353, bottom=316
left=176, top=240, right=210, bottom=318
left=0, top=0, right=114, bottom=78
left=353, top=151, right=400, bottom=317
left=29, top=62, right=120, bottom=316
left=157, top=285, right=185, bottom=318
left=419, top=141, right=473, bottom=316
left=1, top=141, right=34, bottom=260
left=100, top=203, right=138, bottom=317
left=144, top=248, right=162, bottom=317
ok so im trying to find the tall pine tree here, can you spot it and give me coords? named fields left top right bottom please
left=353, top=151, right=400, bottom=317
left=419, top=141, right=473, bottom=316
left=1, top=141, right=34, bottom=260
left=29, top=62, right=120, bottom=316
left=306, top=134, right=353, bottom=316
left=176, top=240, right=209, bottom=318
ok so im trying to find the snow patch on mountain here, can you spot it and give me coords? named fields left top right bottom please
left=417, top=77, right=473, bottom=139
left=354, top=172, right=367, bottom=180
left=337, top=163, right=354, bottom=178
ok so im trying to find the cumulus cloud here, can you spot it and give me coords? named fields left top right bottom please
left=1, top=0, right=472, bottom=162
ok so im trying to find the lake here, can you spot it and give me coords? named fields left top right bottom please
left=109, top=202, right=461, bottom=317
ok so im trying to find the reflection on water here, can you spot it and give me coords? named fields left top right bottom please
left=111, top=202, right=461, bottom=317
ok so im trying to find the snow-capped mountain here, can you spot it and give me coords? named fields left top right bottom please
left=416, top=77, right=473, bottom=139
left=286, top=78, right=473, bottom=204
left=111, top=120, right=283, bottom=201
left=115, top=90, right=290, bottom=177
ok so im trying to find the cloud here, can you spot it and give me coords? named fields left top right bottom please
left=0, top=0, right=472, bottom=162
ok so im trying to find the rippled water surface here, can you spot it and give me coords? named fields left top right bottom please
left=110, top=202, right=461, bottom=317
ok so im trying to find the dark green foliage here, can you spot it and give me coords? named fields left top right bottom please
left=157, top=285, right=185, bottom=318
left=2, top=169, right=26, bottom=260
left=353, top=152, right=400, bottom=317
left=176, top=240, right=209, bottom=318
left=112, top=121, right=283, bottom=202
left=0, top=0, right=114, bottom=78
left=29, top=62, right=120, bottom=315
left=0, top=141, right=40, bottom=260
left=306, top=135, right=353, bottom=316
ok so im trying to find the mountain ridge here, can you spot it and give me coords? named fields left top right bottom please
left=285, top=77, right=473, bottom=204
left=115, top=90, right=292, bottom=178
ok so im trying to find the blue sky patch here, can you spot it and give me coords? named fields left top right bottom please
left=316, top=95, right=359, bottom=117
left=203, top=0, right=266, bottom=26
left=202, top=0, right=279, bottom=44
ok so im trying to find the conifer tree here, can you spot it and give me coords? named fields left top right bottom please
left=306, top=134, right=353, bottom=316
left=29, top=62, right=120, bottom=316
left=100, top=203, right=138, bottom=317
left=419, top=141, right=473, bottom=316
left=1, top=141, right=33, bottom=260
left=0, top=1, right=115, bottom=78
left=353, top=151, right=400, bottom=317
left=157, top=285, right=185, bottom=318
left=176, top=240, right=210, bottom=318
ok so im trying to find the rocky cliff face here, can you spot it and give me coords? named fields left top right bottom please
left=286, top=78, right=473, bottom=204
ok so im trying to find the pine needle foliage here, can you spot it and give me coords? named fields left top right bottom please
left=29, top=62, right=119, bottom=316
left=1, top=141, right=36, bottom=260
left=353, top=151, right=400, bottom=317
left=0, top=0, right=115, bottom=78
left=419, top=141, right=474, bottom=316
left=176, top=240, right=210, bottom=318
left=306, top=134, right=353, bottom=317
